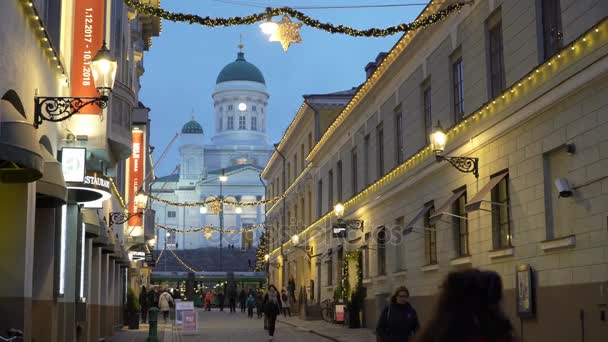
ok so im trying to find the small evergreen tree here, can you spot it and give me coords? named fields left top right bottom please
left=255, top=230, right=268, bottom=271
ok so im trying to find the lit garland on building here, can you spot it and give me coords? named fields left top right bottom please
left=156, top=222, right=264, bottom=234
left=110, top=178, right=128, bottom=211
left=123, top=0, right=465, bottom=37
left=270, top=19, right=608, bottom=258
left=148, top=193, right=282, bottom=208
left=169, top=248, right=199, bottom=273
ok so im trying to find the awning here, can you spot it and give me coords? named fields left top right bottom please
left=67, top=171, right=112, bottom=203
left=404, top=203, right=434, bottom=233
left=82, top=209, right=101, bottom=238
left=429, top=188, right=467, bottom=225
left=36, top=144, right=67, bottom=207
left=465, top=171, right=509, bottom=212
left=0, top=97, right=43, bottom=183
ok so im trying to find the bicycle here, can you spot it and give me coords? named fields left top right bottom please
left=0, top=329, right=23, bottom=341
left=320, top=299, right=335, bottom=323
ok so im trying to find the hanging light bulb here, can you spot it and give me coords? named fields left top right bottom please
left=260, top=19, right=278, bottom=36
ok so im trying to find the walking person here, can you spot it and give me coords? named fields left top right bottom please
left=263, top=285, right=282, bottom=341
left=139, top=285, right=149, bottom=323
left=158, top=289, right=174, bottom=323
left=376, top=286, right=420, bottom=342
left=204, top=291, right=214, bottom=311
left=281, top=289, right=291, bottom=317
left=415, top=269, right=515, bottom=342
left=246, top=293, right=256, bottom=318
left=147, top=286, right=159, bottom=310
left=239, top=289, right=248, bottom=313
left=228, top=286, right=237, bottom=313
left=256, top=291, right=264, bottom=319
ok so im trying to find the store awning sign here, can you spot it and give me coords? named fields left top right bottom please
left=66, top=170, right=112, bottom=203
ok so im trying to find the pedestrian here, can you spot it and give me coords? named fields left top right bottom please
left=205, top=291, right=214, bottom=311
left=375, top=286, right=419, bottom=342
left=263, top=285, right=282, bottom=341
left=228, top=286, right=237, bottom=313
left=139, top=285, right=149, bottom=323
left=256, top=291, right=264, bottom=319
left=414, top=269, right=515, bottom=342
left=217, top=291, right=225, bottom=311
left=246, top=293, right=256, bottom=318
left=158, top=289, right=174, bottom=323
left=281, top=289, right=291, bottom=317
left=147, top=286, right=159, bottom=310
left=239, top=289, right=248, bottom=313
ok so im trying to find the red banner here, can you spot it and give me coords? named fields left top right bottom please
left=129, top=131, right=144, bottom=226
left=71, top=0, right=105, bottom=114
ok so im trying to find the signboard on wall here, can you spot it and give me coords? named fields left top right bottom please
left=71, top=0, right=105, bottom=114
left=516, top=264, right=535, bottom=318
left=61, top=147, right=86, bottom=182
left=128, top=130, right=144, bottom=226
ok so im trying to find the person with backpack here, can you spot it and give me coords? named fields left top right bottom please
left=246, top=293, right=256, bottom=318
left=376, top=286, right=419, bottom=342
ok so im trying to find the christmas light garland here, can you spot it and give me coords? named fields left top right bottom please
left=123, top=0, right=466, bottom=37
left=156, top=222, right=264, bottom=234
left=148, top=193, right=282, bottom=208
left=169, top=248, right=199, bottom=272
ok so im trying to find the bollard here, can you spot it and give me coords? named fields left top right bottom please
left=147, top=307, right=160, bottom=342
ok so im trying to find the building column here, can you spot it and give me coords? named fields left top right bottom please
left=0, top=183, right=36, bottom=342
left=100, top=252, right=109, bottom=338
left=89, top=246, right=101, bottom=342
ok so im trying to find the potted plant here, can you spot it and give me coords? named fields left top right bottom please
left=126, top=287, right=141, bottom=329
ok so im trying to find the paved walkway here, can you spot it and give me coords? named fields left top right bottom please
left=277, top=315, right=375, bottom=342
left=107, top=321, right=175, bottom=342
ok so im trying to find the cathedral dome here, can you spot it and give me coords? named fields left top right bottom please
left=181, top=119, right=203, bottom=134
left=216, top=52, right=265, bottom=85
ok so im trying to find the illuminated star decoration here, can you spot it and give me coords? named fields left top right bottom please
left=204, top=228, right=213, bottom=239
left=210, top=201, right=222, bottom=214
left=269, top=16, right=302, bottom=51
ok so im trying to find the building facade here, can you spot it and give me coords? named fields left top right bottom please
left=151, top=47, right=273, bottom=251
left=0, top=1, right=159, bottom=341
left=264, top=1, right=608, bottom=340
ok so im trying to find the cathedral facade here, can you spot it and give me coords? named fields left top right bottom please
left=151, top=48, right=273, bottom=250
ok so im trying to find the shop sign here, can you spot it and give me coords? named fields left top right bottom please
left=335, top=303, right=345, bottom=322
left=175, top=301, right=194, bottom=325
left=66, top=170, right=112, bottom=203
left=182, top=310, right=198, bottom=333
left=516, top=264, right=535, bottom=318
left=61, top=147, right=86, bottom=182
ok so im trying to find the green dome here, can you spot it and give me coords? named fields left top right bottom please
left=181, top=119, right=203, bottom=134
left=216, top=52, right=265, bottom=84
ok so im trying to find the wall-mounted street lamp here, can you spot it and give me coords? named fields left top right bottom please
left=264, top=253, right=282, bottom=269
left=107, top=191, right=147, bottom=227
left=333, top=203, right=363, bottom=230
left=291, top=235, right=313, bottom=259
left=34, top=42, right=117, bottom=128
left=430, top=120, right=479, bottom=179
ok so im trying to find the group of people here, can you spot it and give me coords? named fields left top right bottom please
left=374, top=269, right=515, bottom=342
left=138, top=285, right=175, bottom=324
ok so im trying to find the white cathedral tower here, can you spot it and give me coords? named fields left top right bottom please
left=152, top=43, right=273, bottom=252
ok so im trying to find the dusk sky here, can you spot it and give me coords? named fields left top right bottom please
left=140, top=0, right=426, bottom=177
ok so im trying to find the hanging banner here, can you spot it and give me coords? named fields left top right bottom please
left=71, top=0, right=105, bottom=114
left=129, top=130, right=144, bottom=226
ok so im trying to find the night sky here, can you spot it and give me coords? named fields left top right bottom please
left=140, top=0, right=424, bottom=176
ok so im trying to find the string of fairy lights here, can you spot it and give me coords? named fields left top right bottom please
left=123, top=0, right=467, bottom=50
left=156, top=222, right=264, bottom=235
left=147, top=193, right=282, bottom=208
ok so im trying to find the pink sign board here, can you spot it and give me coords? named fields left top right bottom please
left=182, top=310, right=198, bottom=332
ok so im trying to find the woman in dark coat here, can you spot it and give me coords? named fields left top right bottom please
left=376, top=286, right=419, bottom=342
left=239, top=289, right=248, bottom=312
left=139, top=285, right=149, bottom=323
left=263, top=285, right=282, bottom=340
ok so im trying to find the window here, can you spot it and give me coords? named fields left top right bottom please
left=308, top=190, right=312, bottom=226
left=328, top=169, right=334, bottom=210
left=540, top=0, right=563, bottom=61
left=293, top=154, right=298, bottom=179
left=219, top=106, right=223, bottom=112
left=300, top=144, right=305, bottom=170
left=394, top=107, right=404, bottom=164
left=41, top=0, right=62, bottom=55
left=452, top=190, right=469, bottom=256
left=317, top=180, right=323, bottom=219
left=168, top=211, right=177, bottom=218
left=487, top=12, right=505, bottom=98
left=337, top=160, right=343, bottom=202
left=251, top=117, right=257, bottom=130
left=377, top=123, right=385, bottom=177
left=287, top=162, right=291, bottom=185
left=377, top=227, right=386, bottom=275
left=227, top=116, right=234, bottom=129
left=228, top=104, right=233, bottom=111
left=239, top=116, right=246, bottom=129
left=327, top=255, right=333, bottom=286
left=166, top=231, right=176, bottom=244
left=300, top=197, right=305, bottom=228
left=544, top=149, right=571, bottom=239
left=394, top=217, right=405, bottom=272
left=364, top=134, right=371, bottom=186
left=351, top=148, right=358, bottom=194
left=423, top=83, right=432, bottom=142
left=491, top=172, right=511, bottom=249
left=219, top=117, right=223, bottom=131
left=337, top=247, right=344, bottom=285
left=424, top=202, right=437, bottom=265
left=315, top=110, right=321, bottom=142
left=452, top=57, right=465, bottom=122
left=252, top=105, right=257, bottom=112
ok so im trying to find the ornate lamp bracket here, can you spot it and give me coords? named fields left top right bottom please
left=34, top=95, right=109, bottom=128
left=436, top=155, right=479, bottom=179
left=108, top=211, right=142, bottom=227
